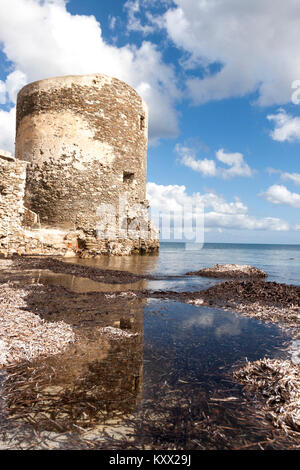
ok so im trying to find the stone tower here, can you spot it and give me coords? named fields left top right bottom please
left=15, top=74, right=159, bottom=255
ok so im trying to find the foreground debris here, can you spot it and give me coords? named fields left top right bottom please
left=234, top=359, right=300, bottom=435
left=186, top=264, right=267, bottom=279
left=1, top=355, right=298, bottom=450
left=1, top=328, right=143, bottom=437
left=199, top=279, right=300, bottom=307
left=0, top=282, right=76, bottom=367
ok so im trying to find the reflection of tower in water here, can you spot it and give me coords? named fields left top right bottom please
left=1, top=255, right=161, bottom=434
left=3, top=295, right=145, bottom=433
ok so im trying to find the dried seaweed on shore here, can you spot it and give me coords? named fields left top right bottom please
left=200, top=279, right=300, bottom=306
left=223, top=301, right=300, bottom=337
left=198, top=280, right=300, bottom=337
left=1, top=360, right=299, bottom=450
left=234, top=359, right=300, bottom=434
left=0, top=259, right=14, bottom=269
left=0, top=283, right=76, bottom=367
left=0, top=331, right=143, bottom=437
left=139, top=279, right=300, bottom=308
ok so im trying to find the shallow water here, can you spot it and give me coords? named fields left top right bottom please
left=0, top=242, right=299, bottom=449
left=64, top=241, right=300, bottom=287
left=29, top=269, right=148, bottom=292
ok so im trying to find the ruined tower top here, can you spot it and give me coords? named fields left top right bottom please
left=15, top=73, right=149, bottom=232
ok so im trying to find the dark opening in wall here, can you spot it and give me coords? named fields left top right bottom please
left=140, top=115, right=145, bottom=130
left=123, top=171, right=135, bottom=184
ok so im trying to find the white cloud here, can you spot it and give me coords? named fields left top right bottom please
left=147, top=181, right=248, bottom=214
left=124, top=0, right=156, bottom=35
left=175, top=144, right=217, bottom=176
left=200, top=193, right=247, bottom=215
left=0, top=107, right=16, bottom=153
left=0, top=0, right=180, bottom=152
left=260, top=184, right=300, bottom=208
left=109, top=16, right=117, bottom=30
left=216, top=149, right=253, bottom=178
left=176, top=144, right=254, bottom=179
left=205, top=212, right=289, bottom=232
left=267, top=109, right=300, bottom=142
left=160, top=0, right=300, bottom=105
left=281, top=172, right=300, bottom=186
left=268, top=168, right=300, bottom=186
left=147, top=182, right=289, bottom=233
left=2, top=70, right=28, bottom=104
left=0, top=71, right=28, bottom=152
left=0, top=82, right=6, bottom=105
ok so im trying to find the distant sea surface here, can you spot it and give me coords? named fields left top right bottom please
left=74, top=241, right=300, bottom=290
left=150, top=242, right=300, bottom=288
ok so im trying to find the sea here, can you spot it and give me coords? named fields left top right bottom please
left=157, top=241, right=300, bottom=285
left=78, top=241, right=300, bottom=288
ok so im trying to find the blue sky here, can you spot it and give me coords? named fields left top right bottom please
left=0, top=0, right=300, bottom=243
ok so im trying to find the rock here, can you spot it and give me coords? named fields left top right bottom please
left=186, top=264, right=267, bottom=279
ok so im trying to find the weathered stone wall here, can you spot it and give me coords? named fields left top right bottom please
left=0, top=152, right=27, bottom=241
left=15, top=74, right=149, bottom=232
